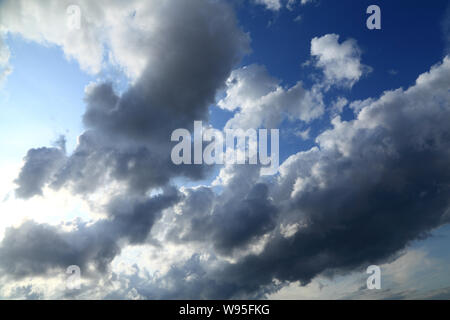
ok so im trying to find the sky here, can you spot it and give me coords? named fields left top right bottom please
left=0, top=0, right=449, bottom=299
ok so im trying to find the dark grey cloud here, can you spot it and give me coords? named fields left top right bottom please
left=4, top=0, right=450, bottom=301
left=191, top=57, right=450, bottom=298
left=14, top=0, right=249, bottom=198
left=163, top=163, right=281, bottom=255
left=167, top=181, right=278, bottom=255
left=7, top=0, right=249, bottom=288
left=0, top=188, right=180, bottom=278
left=123, top=56, right=450, bottom=299
left=105, top=254, right=281, bottom=300
left=15, top=146, right=66, bottom=199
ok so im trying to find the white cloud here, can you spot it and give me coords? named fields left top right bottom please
left=330, top=96, right=348, bottom=115
left=254, top=0, right=282, bottom=11
left=218, top=64, right=324, bottom=129
left=257, top=0, right=313, bottom=11
left=310, top=34, right=372, bottom=88
left=295, top=128, right=311, bottom=140
left=276, top=55, right=450, bottom=215
left=0, top=0, right=222, bottom=80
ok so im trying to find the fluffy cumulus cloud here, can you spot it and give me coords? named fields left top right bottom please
left=143, top=56, right=450, bottom=299
left=1, top=0, right=450, bottom=300
left=14, top=145, right=66, bottom=199
left=11, top=0, right=249, bottom=199
left=310, top=34, right=372, bottom=88
left=221, top=57, right=450, bottom=296
left=218, top=64, right=325, bottom=129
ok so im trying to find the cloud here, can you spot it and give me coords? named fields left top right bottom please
left=1, top=0, right=103, bottom=75
left=4, top=55, right=450, bottom=299
left=253, top=0, right=282, bottom=11
left=166, top=179, right=277, bottom=256
left=209, top=56, right=450, bottom=297
left=217, top=34, right=368, bottom=131
left=15, top=146, right=66, bottom=199
left=255, top=0, right=314, bottom=11
left=269, top=248, right=444, bottom=300
left=0, top=0, right=248, bottom=80
left=13, top=0, right=249, bottom=199
left=0, top=36, right=12, bottom=84
left=295, top=128, right=311, bottom=140
left=2, top=1, right=450, bottom=300
left=0, top=187, right=180, bottom=278
left=218, top=64, right=325, bottom=129
left=310, top=34, right=372, bottom=88
left=330, top=97, right=348, bottom=115
left=4, top=0, right=249, bottom=282
left=122, top=55, right=450, bottom=299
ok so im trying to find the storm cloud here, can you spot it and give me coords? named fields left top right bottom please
left=178, top=56, right=450, bottom=298
left=13, top=0, right=249, bottom=198
left=112, top=56, right=450, bottom=299
left=1, top=0, right=450, bottom=300
left=0, top=187, right=180, bottom=278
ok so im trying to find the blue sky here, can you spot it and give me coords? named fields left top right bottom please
left=0, top=0, right=449, bottom=300
left=0, top=37, right=88, bottom=165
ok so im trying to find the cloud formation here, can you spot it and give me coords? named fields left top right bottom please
left=310, top=34, right=372, bottom=88
left=13, top=0, right=249, bottom=198
left=210, top=56, right=450, bottom=297
left=218, top=64, right=324, bottom=129
left=1, top=0, right=450, bottom=300
left=254, top=0, right=282, bottom=11
left=15, top=146, right=66, bottom=199
left=116, top=55, right=450, bottom=299
left=0, top=187, right=180, bottom=278
left=0, top=0, right=247, bottom=79
left=255, top=0, right=314, bottom=11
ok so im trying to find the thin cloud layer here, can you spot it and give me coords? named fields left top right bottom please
left=13, top=0, right=249, bottom=198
